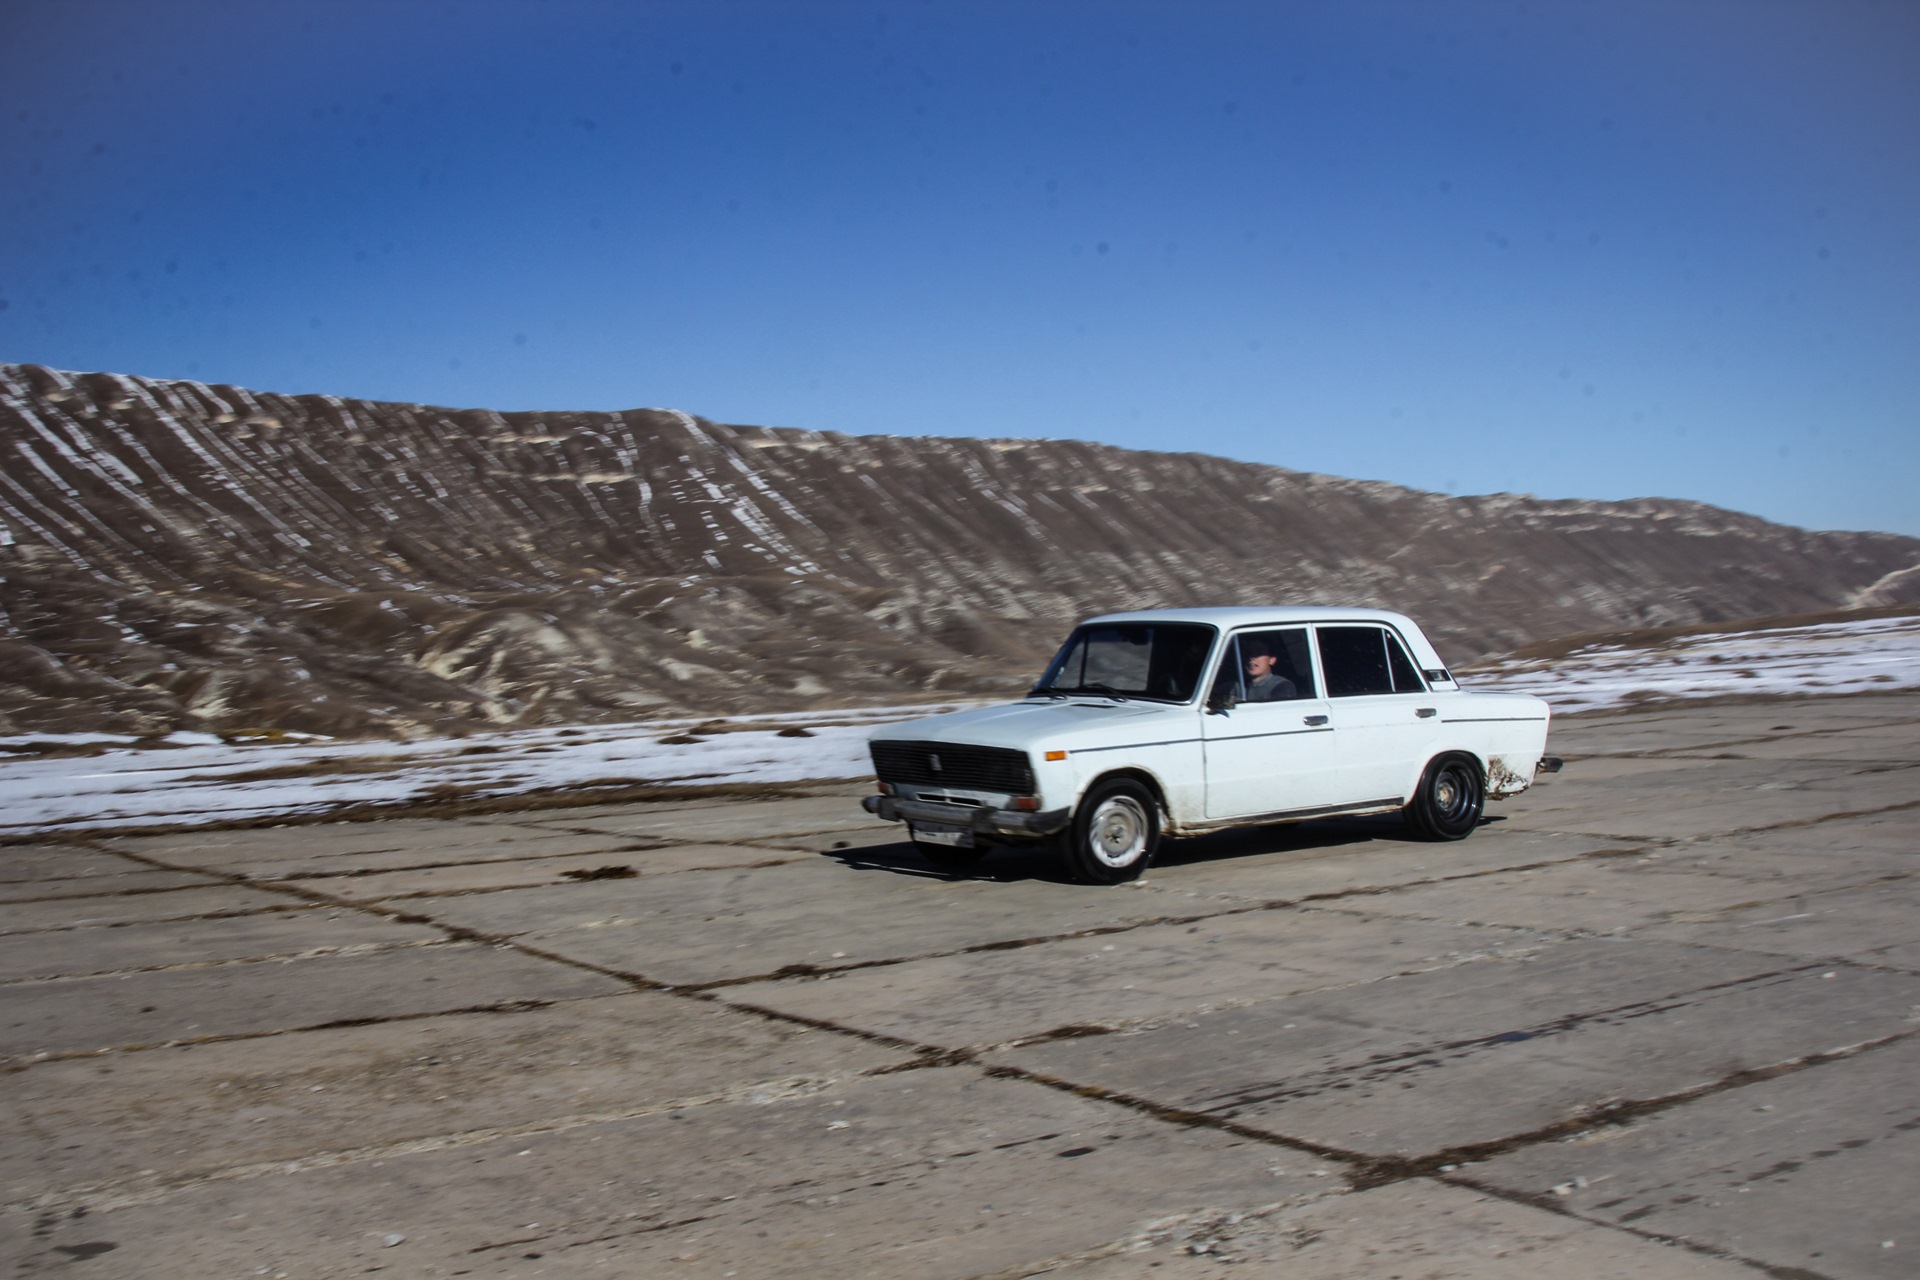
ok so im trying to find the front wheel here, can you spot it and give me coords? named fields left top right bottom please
left=1404, top=753, right=1485, bottom=841
left=1064, top=778, right=1160, bottom=884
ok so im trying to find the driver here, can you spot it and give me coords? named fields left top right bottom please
left=1244, top=640, right=1298, bottom=702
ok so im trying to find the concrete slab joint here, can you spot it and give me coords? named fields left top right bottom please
left=3, top=694, right=1917, bottom=1278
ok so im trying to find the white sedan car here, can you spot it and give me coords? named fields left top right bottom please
left=864, top=607, right=1559, bottom=884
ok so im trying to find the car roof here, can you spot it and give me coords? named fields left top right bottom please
left=1080, top=606, right=1419, bottom=630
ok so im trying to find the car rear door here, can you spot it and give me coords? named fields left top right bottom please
left=1313, top=623, right=1441, bottom=805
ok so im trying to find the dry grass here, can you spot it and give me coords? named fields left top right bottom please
left=177, top=754, right=426, bottom=784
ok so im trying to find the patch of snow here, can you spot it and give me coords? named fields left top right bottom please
left=5, top=616, right=1914, bottom=837
left=1468, top=615, right=1920, bottom=713
left=0, top=702, right=987, bottom=836
left=0, top=732, right=132, bottom=750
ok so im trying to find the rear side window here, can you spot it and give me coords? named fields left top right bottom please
left=1317, top=627, right=1390, bottom=696
left=1385, top=632, right=1427, bottom=692
left=1316, top=626, right=1426, bottom=696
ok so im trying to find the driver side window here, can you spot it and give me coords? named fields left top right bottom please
left=1214, top=628, right=1316, bottom=704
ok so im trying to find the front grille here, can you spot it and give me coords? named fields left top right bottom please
left=870, top=740, right=1034, bottom=794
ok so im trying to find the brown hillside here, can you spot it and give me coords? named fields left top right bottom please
left=3, top=364, right=1914, bottom=737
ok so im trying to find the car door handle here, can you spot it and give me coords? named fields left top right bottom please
left=1304, top=714, right=1329, bottom=726
left=1416, top=708, right=1437, bottom=719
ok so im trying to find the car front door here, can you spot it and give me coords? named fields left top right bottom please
left=1200, top=627, right=1340, bottom=820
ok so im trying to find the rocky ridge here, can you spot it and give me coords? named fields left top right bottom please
left=3, top=363, right=1916, bottom=737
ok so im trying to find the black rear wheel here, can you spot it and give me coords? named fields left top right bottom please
left=1064, top=778, right=1160, bottom=884
left=1404, top=753, right=1485, bottom=841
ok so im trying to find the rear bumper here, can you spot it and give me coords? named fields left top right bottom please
left=862, top=794, right=1072, bottom=838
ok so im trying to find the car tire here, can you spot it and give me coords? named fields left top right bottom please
left=1064, top=778, right=1159, bottom=884
left=1405, top=753, right=1485, bottom=841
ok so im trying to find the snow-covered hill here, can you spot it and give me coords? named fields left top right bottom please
left=6, top=364, right=1917, bottom=739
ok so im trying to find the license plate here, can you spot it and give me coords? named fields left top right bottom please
left=911, top=823, right=974, bottom=848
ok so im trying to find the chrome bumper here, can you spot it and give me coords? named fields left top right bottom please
left=862, top=794, right=1072, bottom=838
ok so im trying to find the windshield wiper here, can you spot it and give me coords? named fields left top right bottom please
left=1038, top=683, right=1130, bottom=702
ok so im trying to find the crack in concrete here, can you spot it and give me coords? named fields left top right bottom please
left=941, top=947, right=1558, bottom=1057
left=940, top=1195, right=1344, bottom=1280
left=16, top=824, right=1854, bottom=1002
left=1721, top=796, right=1920, bottom=835
left=1352, top=1025, right=1920, bottom=1191
left=351, top=855, right=805, bottom=903
left=1508, top=795, right=1920, bottom=847
left=5, top=1070, right=865, bottom=1218
left=1305, top=869, right=1917, bottom=939
left=1784, top=952, right=1920, bottom=978
left=64, top=838, right=545, bottom=946
left=0, top=878, right=224, bottom=905
left=16, top=792, right=1912, bottom=1272
left=527, top=820, right=882, bottom=850
left=978, top=1061, right=1359, bottom=1166
left=682, top=851, right=1616, bottom=994
left=0, top=996, right=574, bottom=1073
left=1445, top=1177, right=1844, bottom=1280
left=1579, top=712, right=1920, bottom=760
left=1184, top=963, right=1846, bottom=1120
left=470, top=1210, right=718, bottom=1258
left=219, top=838, right=679, bottom=882
left=973, top=1024, right=1920, bottom=1221
left=1, top=830, right=1687, bottom=1089
left=0, top=935, right=461, bottom=987
left=0, top=902, right=306, bottom=940
left=716, top=942, right=1568, bottom=1071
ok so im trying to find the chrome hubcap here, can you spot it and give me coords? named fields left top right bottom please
left=1089, top=796, right=1149, bottom=866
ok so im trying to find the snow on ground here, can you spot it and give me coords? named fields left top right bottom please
left=0, top=704, right=962, bottom=838
left=4, top=616, right=1918, bottom=836
left=1466, top=614, right=1920, bottom=713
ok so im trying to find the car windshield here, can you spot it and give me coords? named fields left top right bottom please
left=1030, top=622, right=1216, bottom=704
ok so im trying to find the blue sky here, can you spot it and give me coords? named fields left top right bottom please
left=4, top=0, right=1917, bottom=536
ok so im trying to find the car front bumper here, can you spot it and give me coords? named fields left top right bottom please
left=862, top=795, right=1073, bottom=838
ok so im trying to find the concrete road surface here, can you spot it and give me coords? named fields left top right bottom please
left=4, top=693, right=1916, bottom=1278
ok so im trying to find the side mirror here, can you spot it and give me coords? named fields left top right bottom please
left=1207, top=692, right=1237, bottom=715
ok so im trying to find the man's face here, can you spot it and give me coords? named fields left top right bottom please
left=1246, top=652, right=1276, bottom=679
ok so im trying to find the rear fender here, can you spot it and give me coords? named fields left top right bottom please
left=1485, top=754, right=1533, bottom=799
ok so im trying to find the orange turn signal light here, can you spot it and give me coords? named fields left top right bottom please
left=1012, top=796, right=1040, bottom=811
left=1044, top=750, right=1068, bottom=761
